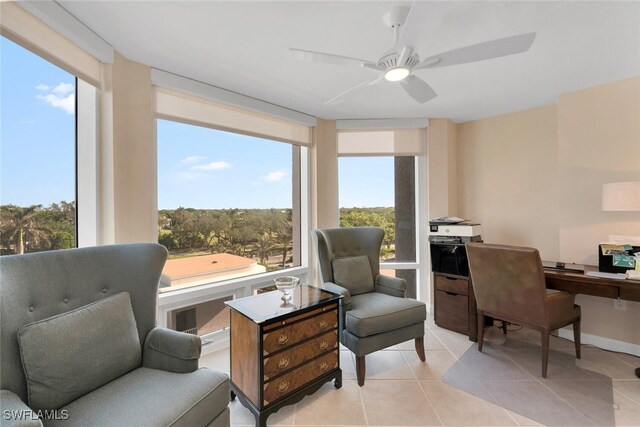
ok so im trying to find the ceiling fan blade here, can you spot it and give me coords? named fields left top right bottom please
left=324, top=76, right=383, bottom=105
left=398, top=1, right=428, bottom=48
left=290, top=48, right=376, bottom=67
left=415, top=32, right=536, bottom=70
left=400, top=75, right=437, bottom=103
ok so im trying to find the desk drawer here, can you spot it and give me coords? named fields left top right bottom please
left=263, top=309, right=337, bottom=355
left=263, top=350, right=338, bottom=407
left=263, top=330, right=338, bottom=380
left=435, top=289, right=468, bottom=335
left=435, top=275, right=468, bottom=295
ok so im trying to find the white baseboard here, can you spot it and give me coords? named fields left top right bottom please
left=557, top=329, right=640, bottom=357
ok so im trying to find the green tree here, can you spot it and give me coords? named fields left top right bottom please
left=274, top=214, right=293, bottom=267
left=0, top=205, right=53, bottom=254
left=255, top=231, right=275, bottom=265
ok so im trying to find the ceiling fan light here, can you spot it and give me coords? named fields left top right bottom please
left=384, top=67, right=410, bottom=82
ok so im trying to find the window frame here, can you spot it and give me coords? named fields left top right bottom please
left=336, top=129, right=433, bottom=302
left=155, top=118, right=311, bottom=353
left=1, top=35, right=98, bottom=253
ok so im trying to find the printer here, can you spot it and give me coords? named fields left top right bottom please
left=428, top=219, right=482, bottom=277
left=428, top=217, right=482, bottom=243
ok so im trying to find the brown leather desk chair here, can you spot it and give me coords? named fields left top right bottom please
left=466, top=243, right=581, bottom=378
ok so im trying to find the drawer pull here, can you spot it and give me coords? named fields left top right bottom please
left=319, top=361, right=329, bottom=371
left=318, top=319, right=328, bottom=329
left=319, top=340, right=328, bottom=350
left=277, top=380, right=290, bottom=393
left=277, top=333, right=289, bottom=345
left=277, top=357, right=290, bottom=369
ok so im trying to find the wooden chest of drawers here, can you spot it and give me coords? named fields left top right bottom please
left=227, top=286, right=342, bottom=427
left=434, top=273, right=479, bottom=341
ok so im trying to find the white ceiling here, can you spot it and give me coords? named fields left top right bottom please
left=59, top=1, right=640, bottom=122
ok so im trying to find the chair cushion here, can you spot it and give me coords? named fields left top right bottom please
left=332, top=255, right=374, bottom=296
left=346, top=292, right=426, bottom=338
left=45, top=367, right=229, bottom=427
left=18, top=292, right=141, bottom=411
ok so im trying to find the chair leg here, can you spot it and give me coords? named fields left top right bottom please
left=573, top=318, right=581, bottom=359
left=477, top=311, right=485, bottom=352
left=356, top=355, right=366, bottom=387
left=501, top=321, right=508, bottom=335
left=415, top=336, right=426, bottom=362
left=541, top=329, right=550, bottom=378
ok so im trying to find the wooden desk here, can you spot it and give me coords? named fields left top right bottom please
left=545, top=265, right=640, bottom=302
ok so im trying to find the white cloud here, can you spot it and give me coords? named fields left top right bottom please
left=191, top=161, right=232, bottom=171
left=36, top=82, right=75, bottom=114
left=180, top=155, right=206, bottom=165
left=262, top=171, right=286, bottom=182
left=37, top=93, right=75, bottom=114
left=52, top=83, right=74, bottom=96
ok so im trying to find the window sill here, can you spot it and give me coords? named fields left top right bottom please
left=157, top=265, right=309, bottom=309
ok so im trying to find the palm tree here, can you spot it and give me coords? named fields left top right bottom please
left=274, top=218, right=293, bottom=267
left=255, top=232, right=275, bottom=265
left=0, top=205, right=52, bottom=254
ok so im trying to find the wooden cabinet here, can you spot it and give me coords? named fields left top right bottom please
left=434, top=273, right=479, bottom=341
left=227, top=286, right=342, bottom=427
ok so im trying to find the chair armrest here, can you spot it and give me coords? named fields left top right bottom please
left=323, top=282, right=351, bottom=311
left=375, top=274, right=407, bottom=298
left=0, top=390, right=43, bottom=427
left=142, top=327, right=201, bottom=373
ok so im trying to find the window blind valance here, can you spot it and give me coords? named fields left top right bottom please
left=337, top=129, right=426, bottom=156
left=0, top=2, right=101, bottom=87
left=154, top=87, right=312, bottom=146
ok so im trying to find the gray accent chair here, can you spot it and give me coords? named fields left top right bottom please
left=312, top=227, right=427, bottom=386
left=0, top=243, right=230, bottom=427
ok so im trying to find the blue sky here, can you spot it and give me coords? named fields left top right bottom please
left=1, top=37, right=75, bottom=207
left=2, top=35, right=394, bottom=211
left=157, top=120, right=295, bottom=209
left=339, top=157, right=394, bottom=208
left=158, top=120, right=395, bottom=210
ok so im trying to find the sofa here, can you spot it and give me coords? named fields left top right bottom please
left=0, top=243, right=230, bottom=427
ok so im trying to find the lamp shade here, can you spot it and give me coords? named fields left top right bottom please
left=602, top=182, right=640, bottom=211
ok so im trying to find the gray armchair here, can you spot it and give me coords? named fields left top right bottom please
left=0, top=243, right=229, bottom=427
left=312, top=227, right=426, bottom=386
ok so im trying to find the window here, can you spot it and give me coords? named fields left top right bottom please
left=168, top=296, right=232, bottom=338
left=339, top=156, right=416, bottom=263
left=0, top=36, right=77, bottom=255
left=339, top=155, right=417, bottom=296
left=157, top=119, right=302, bottom=292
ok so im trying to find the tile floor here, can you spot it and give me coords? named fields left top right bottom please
left=200, top=314, right=640, bottom=426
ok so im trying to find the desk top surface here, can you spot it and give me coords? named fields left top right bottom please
left=437, top=264, right=639, bottom=301
left=544, top=265, right=639, bottom=290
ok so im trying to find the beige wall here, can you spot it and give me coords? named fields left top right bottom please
left=457, top=76, right=640, bottom=347
left=312, top=119, right=338, bottom=229
left=557, top=77, right=640, bottom=345
left=457, top=105, right=560, bottom=259
left=99, top=52, right=156, bottom=244
left=427, top=119, right=458, bottom=219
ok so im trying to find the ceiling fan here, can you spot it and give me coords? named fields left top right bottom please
left=290, top=3, right=536, bottom=105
